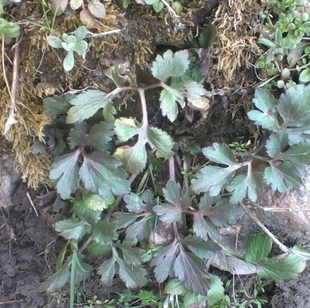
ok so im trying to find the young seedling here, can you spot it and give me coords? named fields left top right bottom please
left=47, top=26, right=88, bottom=71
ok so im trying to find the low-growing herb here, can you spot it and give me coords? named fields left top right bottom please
left=47, top=26, right=88, bottom=71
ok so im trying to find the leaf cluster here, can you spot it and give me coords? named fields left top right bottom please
left=40, top=50, right=210, bottom=197
left=151, top=50, right=210, bottom=121
left=50, top=0, right=106, bottom=28
left=38, top=48, right=227, bottom=297
left=256, top=0, right=310, bottom=87
left=47, top=26, right=88, bottom=71
left=122, top=0, right=183, bottom=13
left=37, top=45, right=310, bottom=306
left=113, top=180, right=241, bottom=294
left=39, top=178, right=243, bottom=296
left=192, top=86, right=310, bottom=203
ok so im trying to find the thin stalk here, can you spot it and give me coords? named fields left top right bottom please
left=70, top=252, right=77, bottom=308
left=172, top=222, right=180, bottom=240
left=247, top=161, right=252, bottom=177
left=254, top=155, right=272, bottom=163
left=258, top=74, right=280, bottom=88
left=113, top=82, right=162, bottom=93
left=136, top=168, right=150, bottom=194
left=87, top=29, right=121, bottom=38
left=78, top=236, right=93, bottom=253
left=138, top=89, right=148, bottom=127
left=241, top=202, right=310, bottom=259
left=149, top=165, right=158, bottom=195
left=1, top=38, right=12, bottom=101
left=169, top=157, right=176, bottom=181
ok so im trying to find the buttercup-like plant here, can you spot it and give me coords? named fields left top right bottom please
left=47, top=26, right=88, bottom=71
left=192, top=85, right=310, bottom=203
left=37, top=49, right=310, bottom=308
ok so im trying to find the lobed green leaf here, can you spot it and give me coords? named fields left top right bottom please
left=159, top=87, right=183, bottom=122
left=174, top=250, right=210, bottom=295
left=151, top=239, right=179, bottom=283
left=278, top=84, right=310, bottom=126
left=67, top=90, right=116, bottom=123
left=55, top=219, right=87, bottom=240
left=38, top=264, right=70, bottom=293
left=147, top=127, right=175, bottom=158
left=50, top=150, right=80, bottom=199
left=80, top=151, right=130, bottom=198
left=202, top=143, right=238, bottom=165
left=265, top=131, right=288, bottom=159
left=198, top=197, right=244, bottom=228
left=115, top=117, right=141, bottom=142
left=253, top=88, right=277, bottom=112
left=256, top=247, right=307, bottom=282
left=264, top=162, right=302, bottom=193
left=244, top=233, right=272, bottom=263
left=72, top=251, right=93, bottom=283
left=92, top=221, right=118, bottom=245
left=117, top=257, right=148, bottom=288
left=98, top=256, right=116, bottom=284
left=193, top=210, right=221, bottom=241
left=163, top=180, right=190, bottom=209
left=247, top=110, right=280, bottom=130
left=151, top=49, right=190, bottom=81
left=43, top=95, right=71, bottom=118
left=191, top=165, right=240, bottom=196
left=227, top=171, right=263, bottom=203
left=113, top=141, right=147, bottom=174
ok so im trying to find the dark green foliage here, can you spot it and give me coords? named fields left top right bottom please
left=37, top=50, right=310, bottom=307
left=192, top=85, right=310, bottom=203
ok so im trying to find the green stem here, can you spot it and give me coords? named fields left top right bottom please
left=116, top=82, right=162, bottom=93
left=136, top=168, right=150, bottom=195
left=70, top=252, right=77, bottom=308
left=78, top=236, right=93, bottom=254
left=217, top=242, right=244, bottom=260
left=138, top=89, right=148, bottom=127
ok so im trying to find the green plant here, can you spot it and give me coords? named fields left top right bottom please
left=122, top=0, right=183, bottom=13
left=50, top=0, right=106, bottom=27
left=37, top=49, right=310, bottom=308
left=47, top=26, right=88, bottom=71
left=37, top=49, right=216, bottom=304
left=192, top=86, right=310, bottom=203
left=219, top=279, right=268, bottom=308
left=256, top=0, right=310, bottom=87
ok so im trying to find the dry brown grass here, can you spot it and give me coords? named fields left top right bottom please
left=214, top=0, right=262, bottom=86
